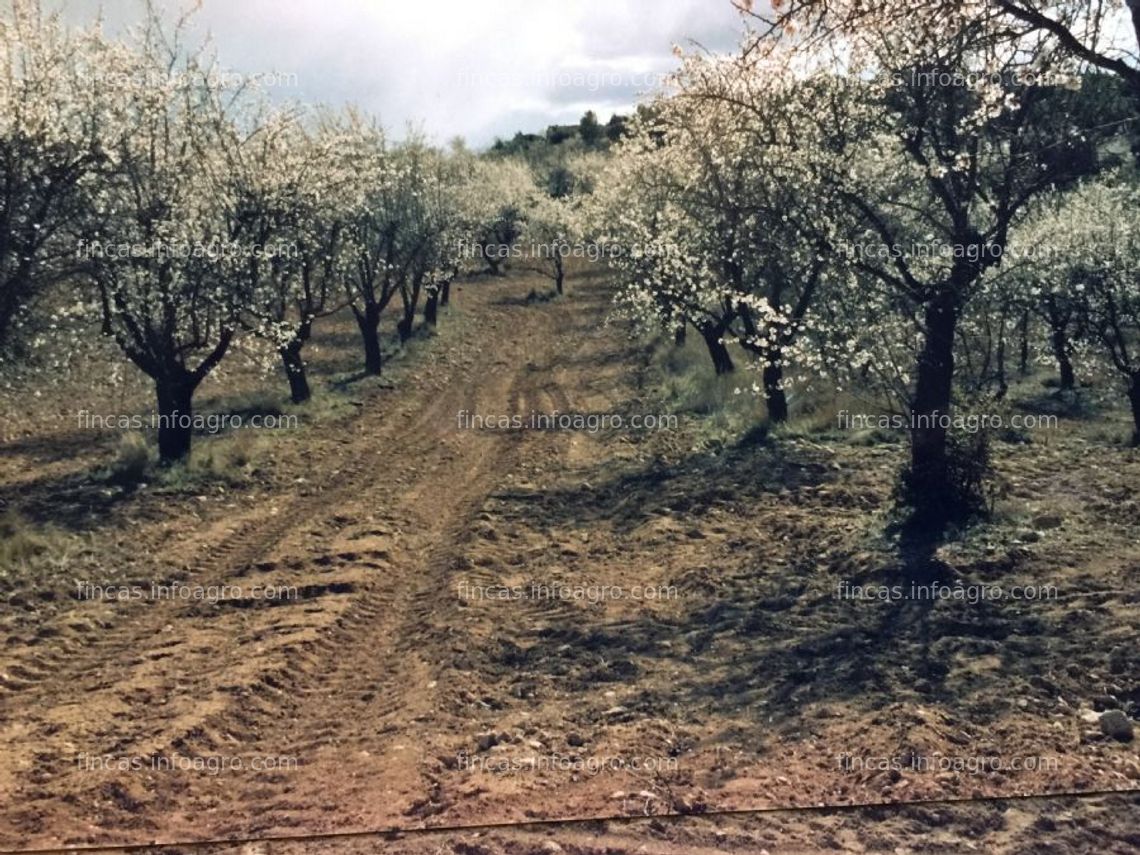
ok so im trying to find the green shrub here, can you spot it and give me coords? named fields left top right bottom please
left=895, top=427, right=996, bottom=525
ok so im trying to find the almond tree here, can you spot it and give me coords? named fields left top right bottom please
left=221, top=113, right=351, bottom=403
left=736, top=0, right=1140, bottom=162
left=522, top=152, right=604, bottom=297
left=522, top=187, right=580, bottom=296
left=590, top=133, right=741, bottom=374
left=988, top=226, right=1088, bottom=393
left=338, top=115, right=411, bottom=375
left=736, top=0, right=1139, bottom=90
left=721, top=9, right=1114, bottom=517
left=421, top=145, right=483, bottom=325
left=75, top=18, right=244, bottom=462
left=1007, top=178, right=1140, bottom=443
left=666, top=52, right=850, bottom=422
left=0, top=1, right=107, bottom=362
left=470, top=157, right=531, bottom=275
left=590, top=55, right=847, bottom=420
left=393, top=139, right=445, bottom=343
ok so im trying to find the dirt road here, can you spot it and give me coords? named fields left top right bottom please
left=0, top=272, right=632, bottom=846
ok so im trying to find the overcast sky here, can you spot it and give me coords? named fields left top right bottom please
left=52, top=0, right=748, bottom=147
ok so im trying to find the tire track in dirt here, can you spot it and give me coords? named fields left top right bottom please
left=1, top=429, right=387, bottom=700
left=0, top=274, right=609, bottom=848
left=169, top=301, right=582, bottom=833
left=0, top=334, right=515, bottom=701
left=0, top=307, right=491, bottom=699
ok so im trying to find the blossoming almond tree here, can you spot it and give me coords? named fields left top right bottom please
left=1007, top=178, right=1140, bottom=443
left=590, top=53, right=849, bottom=421
left=469, top=157, right=532, bottom=275
left=735, top=0, right=1140, bottom=96
left=521, top=152, right=606, bottom=297
left=337, top=121, right=480, bottom=372
left=337, top=114, right=416, bottom=375
left=667, top=52, right=853, bottom=422
left=0, top=1, right=108, bottom=363
left=221, top=113, right=353, bottom=403
left=75, top=19, right=245, bottom=463
left=522, top=185, right=580, bottom=297
left=986, top=218, right=1089, bottom=394
left=393, top=139, right=449, bottom=343
left=736, top=0, right=1140, bottom=171
left=957, top=75, right=1127, bottom=399
left=419, top=144, right=486, bottom=326
left=589, top=132, right=741, bottom=374
left=719, top=9, right=1116, bottom=517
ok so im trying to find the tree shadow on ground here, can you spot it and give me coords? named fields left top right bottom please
left=0, top=428, right=111, bottom=467
left=467, top=440, right=1055, bottom=737
left=0, top=468, right=140, bottom=533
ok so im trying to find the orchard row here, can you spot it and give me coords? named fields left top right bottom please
left=0, top=2, right=586, bottom=461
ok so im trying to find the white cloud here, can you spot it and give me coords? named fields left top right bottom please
left=50, top=0, right=746, bottom=146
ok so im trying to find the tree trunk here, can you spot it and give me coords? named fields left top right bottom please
left=396, top=314, right=413, bottom=343
left=155, top=375, right=196, bottom=464
left=994, top=313, right=1008, bottom=400
left=399, top=274, right=425, bottom=342
left=1129, top=371, right=1140, bottom=447
left=555, top=259, right=564, bottom=296
left=1051, top=325, right=1075, bottom=390
left=763, top=361, right=788, bottom=423
left=700, top=326, right=734, bottom=375
left=280, top=341, right=311, bottom=404
left=1018, top=310, right=1030, bottom=376
left=440, top=280, right=451, bottom=307
left=424, top=289, right=439, bottom=326
left=356, top=305, right=383, bottom=375
left=908, top=291, right=959, bottom=511
left=674, top=322, right=686, bottom=347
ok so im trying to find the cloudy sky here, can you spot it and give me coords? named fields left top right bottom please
left=52, top=0, right=749, bottom=147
